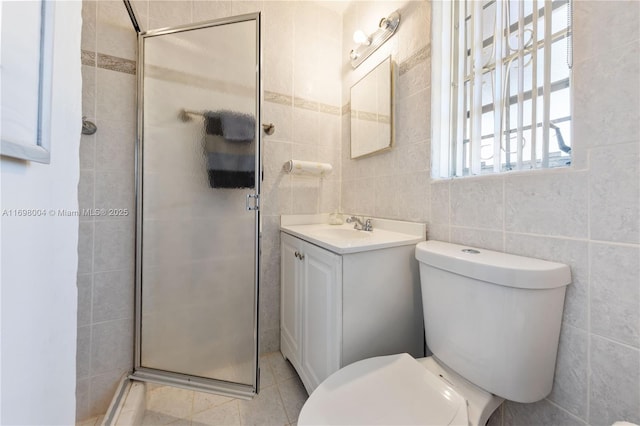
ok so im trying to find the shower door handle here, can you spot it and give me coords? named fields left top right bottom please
left=246, top=194, right=260, bottom=211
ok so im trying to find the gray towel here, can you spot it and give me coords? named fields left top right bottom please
left=203, top=134, right=255, bottom=189
left=207, top=152, right=255, bottom=172
left=204, top=110, right=255, bottom=142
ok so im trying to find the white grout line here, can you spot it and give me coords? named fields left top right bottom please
left=589, top=333, right=640, bottom=352
left=545, top=397, right=588, bottom=425
left=502, top=177, right=506, bottom=252
left=236, top=398, right=242, bottom=425
left=447, top=179, right=451, bottom=242
left=586, top=163, right=592, bottom=424
left=274, top=377, right=292, bottom=425
left=588, top=239, right=640, bottom=249
left=443, top=226, right=640, bottom=250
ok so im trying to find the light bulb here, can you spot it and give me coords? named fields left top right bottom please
left=352, top=30, right=370, bottom=46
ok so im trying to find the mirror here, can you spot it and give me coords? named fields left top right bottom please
left=350, top=56, right=394, bottom=159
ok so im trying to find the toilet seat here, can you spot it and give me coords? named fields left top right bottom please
left=298, top=353, right=468, bottom=426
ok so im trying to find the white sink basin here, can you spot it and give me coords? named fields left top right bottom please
left=280, top=217, right=426, bottom=254
left=313, top=228, right=372, bottom=240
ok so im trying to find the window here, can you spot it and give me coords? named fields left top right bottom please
left=0, top=0, right=55, bottom=164
left=431, top=0, right=573, bottom=178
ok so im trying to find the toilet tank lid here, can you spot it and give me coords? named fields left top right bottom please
left=415, top=241, right=571, bottom=289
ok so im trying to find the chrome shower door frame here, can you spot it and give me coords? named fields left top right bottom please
left=133, top=13, right=262, bottom=399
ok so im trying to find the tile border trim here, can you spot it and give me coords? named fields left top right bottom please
left=81, top=43, right=435, bottom=117
left=81, top=50, right=96, bottom=67
left=264, top=91, right=292, bottom=106
left=98, top=53, right=136, bottom=75
left=264, top=92, right=342, bottom=117
left=82, top=50, right=136, bottom=75
left=399, top=44, right=430, bottom=76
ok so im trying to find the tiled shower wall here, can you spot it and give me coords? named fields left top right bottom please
left=342, top=1, right=640, bottom=425
left=131, top=0, right=343, bottom=362
left=76, top=1, right=137, bottom=421
left=76, top=0, right=343, bottom=421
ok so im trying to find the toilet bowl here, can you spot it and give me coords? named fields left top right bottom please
left=299, top=240, right=571, bottom=426
left=298, top=353, right=503, bottom=426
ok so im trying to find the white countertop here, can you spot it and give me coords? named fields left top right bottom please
left=280, top=214, right=426, bottom=255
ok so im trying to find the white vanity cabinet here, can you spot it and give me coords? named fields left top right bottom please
left=280, top=217, right=425, bottom=394
left=280, top=232, right=342, bottom=393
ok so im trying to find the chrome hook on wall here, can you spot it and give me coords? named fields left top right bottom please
left=262, top=123, right=275, bottom=135
left=82, top=116, right=97, bottom=135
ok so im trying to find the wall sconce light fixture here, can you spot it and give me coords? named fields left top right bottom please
left=353, top=30, right=371, bottom=46
left=349, top=10, right=400, bottom=68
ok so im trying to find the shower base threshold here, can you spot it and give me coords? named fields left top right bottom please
left=103, top=377, right=146, bottom=426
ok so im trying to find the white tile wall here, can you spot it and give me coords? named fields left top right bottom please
left=97, top=1, right=137, bottom=60
left=589, top=335, right=640, bottom=424
left=78, top=0, right=343, bottom=420
left=590, top=243, right=640, bottom=348
left=502, top=399, right=585, bottom=426
left=504, top=171, right=589, bottom=238
left=548, top=324, right=589, bottom=419
left=589, top=142, right=640, bottom=244
left=257, top=1, right=344, bottom=352
left=342, top=1, right=431, bottom=223
left=573, top=4, right=639, bottom=149
left=78, top=1, right=640, bottom=425
left=451, top=177, right=503, bottom=229
left=342, top=1, right=640, bottom=425
left=77, top=2, right=137, bottom=420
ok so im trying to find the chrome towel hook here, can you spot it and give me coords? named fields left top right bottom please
left=262, top=123, right=275, bottom=135
left=82, top=116, right=97, bottom=135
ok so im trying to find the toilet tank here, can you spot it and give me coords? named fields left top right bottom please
left=415, top=241, right=571, bottom=403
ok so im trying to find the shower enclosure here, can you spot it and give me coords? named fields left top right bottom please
left=133, top=14, right=261, bottom=397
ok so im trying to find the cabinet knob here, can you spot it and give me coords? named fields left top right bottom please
left=294, top=251, right=305, bottom=260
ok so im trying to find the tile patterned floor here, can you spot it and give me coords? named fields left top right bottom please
left=142, top=352, right=308, bottom=426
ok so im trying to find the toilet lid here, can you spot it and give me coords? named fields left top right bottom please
left=298, top=353, right=468, bottom=426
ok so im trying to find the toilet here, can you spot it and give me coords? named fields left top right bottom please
left=298, top=240, right=571, bottom=426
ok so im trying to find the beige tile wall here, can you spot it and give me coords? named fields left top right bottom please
left=78, top=0, right=639, bottom=424
left=77, top=0, right=342, bottom=421
left=236, top=0, right=344, bottom=353
left=341, top=1, right=431, bottom=223
left=342, top=1, right=639, bottom=425
left=77, top=1, right=137, bottom=421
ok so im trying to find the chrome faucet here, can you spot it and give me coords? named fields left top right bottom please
left=346, top=216, right=373, bottom=231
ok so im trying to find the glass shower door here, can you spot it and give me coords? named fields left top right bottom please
left=134, top=14, right=261, bottom=397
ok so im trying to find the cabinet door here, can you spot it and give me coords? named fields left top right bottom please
left=280, top=233, right=302, bottom=368
left=300, top=242, right=342, bottom=392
